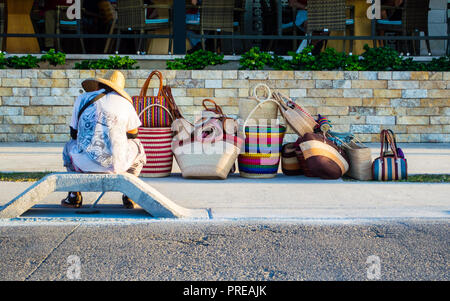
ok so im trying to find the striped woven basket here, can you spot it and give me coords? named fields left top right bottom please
left=238, top=98, right=286, bottom=179
left=138, top=104, right=174, bottom=178
left=238, top=125, right=287, bottom=179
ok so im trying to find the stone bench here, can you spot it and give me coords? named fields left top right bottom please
left=0, top=173, right=210, bottom=219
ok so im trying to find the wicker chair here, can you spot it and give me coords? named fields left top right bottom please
left=56, top=5, right=86, bottom=53
left=305, top=0, right=355, bottom=53
left=373, top=0, right=432, bottom=55
left=115, top=0, right=172, bottom=54
left=187, top=0, right=237, bottom=53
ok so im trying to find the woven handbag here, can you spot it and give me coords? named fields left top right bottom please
left=238, top=83, right=279, bottom=126
left=138, top=104, right=174, bottom=178
left=132, top=70, right=174, bottom=128
left=238, top=99, right=286, bottom=179
left=372, top=129, right=407, bottom=181
left=299, top=132, right=349, bottom=180
left=344, top=138, right=373, bottom=181
left=273, top=91, right=318, bottom=137
left=172, top=99, right=243, bottom=180
left=281, top=143, right=303, bottom=176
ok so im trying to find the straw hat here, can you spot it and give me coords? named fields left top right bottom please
left=82, top=70, right=132, bottom=103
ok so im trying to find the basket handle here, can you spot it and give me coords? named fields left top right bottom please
left=241, top=98, right=284, bottom=136
left=202, top=98, right=224, bottom=115
left=139, top=70, right=164, bottom=99
left=251, top=83, right=272, bottom=102
left=138, top=103, right=174, bottom=122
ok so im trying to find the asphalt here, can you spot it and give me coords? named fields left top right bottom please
left=0, top=221, right=448, bottom=281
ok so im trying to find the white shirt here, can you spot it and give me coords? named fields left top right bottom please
left=68, top=90, right=141, bottom=173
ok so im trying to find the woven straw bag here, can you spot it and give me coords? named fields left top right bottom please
left=343, top=138, right=373, bottom=181
left=138, top=104, right=174, bottom=178
left=238, top=83, right=279, bottom=126
left=272, top=91, right=317, bottom=137
left=172, top=99, right=243, bottom=180
left=238, top=99, right=286, bottom=179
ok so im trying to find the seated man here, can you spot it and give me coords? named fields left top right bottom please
left=62, top=71, right=146, bottom=209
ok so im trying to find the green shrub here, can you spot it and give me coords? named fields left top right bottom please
left=290, top=46, right=316, bottom=70
left=359, top=44, right=404, bottom=71
left=74, top=55, right=139, bottom=69
left=167, top=50, right=226, bottom=70
left=40, top=49, right=66, bottom=66
left=239, top=47, right=273, bottom=70
left=6, top=55, right=40, bottom=69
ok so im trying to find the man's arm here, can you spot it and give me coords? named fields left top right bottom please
left=127, top=128, right=139, bottom=139
left=289, top=0, right=307, bottom=10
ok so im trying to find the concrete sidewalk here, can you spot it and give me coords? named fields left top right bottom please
left=1, top=142, right=450, bottom=174
left=0, top=142, right=449, bottom=221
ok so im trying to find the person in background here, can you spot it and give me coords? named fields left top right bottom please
left=43, top=0, right=67, bottom=51
left=289, top=0, right=308, bottom=53
left=61, top=71, right=146, bottom=209
left=378, top=0, right=404, bottom=47
left=186, top=0, right=202, bottom=54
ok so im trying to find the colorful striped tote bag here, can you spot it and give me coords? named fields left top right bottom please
left=372, top=129, right=407, bottom=181
left=132, top=70, right=174, bottom=128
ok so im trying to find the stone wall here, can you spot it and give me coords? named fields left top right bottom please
left=0, top=69, right=449, bottom=143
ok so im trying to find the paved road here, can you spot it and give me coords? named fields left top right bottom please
left=0, top=220, right=448, bottom=281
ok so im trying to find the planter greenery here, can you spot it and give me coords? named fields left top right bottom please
left=0, top=49, right=66, bottom=69
left=166, top=49, right=226, bottom=70
left=236, top=45, right=450, bottom=71
left=74, top=55, right=139, bottom=69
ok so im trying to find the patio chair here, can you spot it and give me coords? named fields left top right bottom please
left=56, top=5, right=86, bottom=54
left=187, top=0, right=238, bottom=54
left=304, top=0, right=355, bottom=53
left=373, top=0, right=432, bottom=55
left=115, top=0, right=172, bottom=54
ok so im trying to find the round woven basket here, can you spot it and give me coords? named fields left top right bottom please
left=238, top=83, right=279, bottom=126
left=138, top=104, right=174, bottom=178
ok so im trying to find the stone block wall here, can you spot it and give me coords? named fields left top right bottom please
left=0, top=69, right=449, bottom=143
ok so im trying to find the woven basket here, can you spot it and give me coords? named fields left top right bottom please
left=273, top=91, right=317, bottom=137
left=138, top=104, right=173, bottom=178
left=238, top=98, right=286, bottom=178
left=173, top=135, right=243, bottom=180
left=238, top=83, right=279, bottom=126
left=281, top=143, right=303, bottom=176
left=344, top=138, right=373, bottom=181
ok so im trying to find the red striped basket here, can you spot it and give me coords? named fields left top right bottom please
left=138, top=104, right=174, bottom=178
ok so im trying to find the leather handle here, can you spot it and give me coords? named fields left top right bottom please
left=139, top=70, right=164, bottom=99
left=202, top=99, right=223, bottom=115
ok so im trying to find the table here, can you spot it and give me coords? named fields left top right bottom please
left=6, top=0, right=40, bottom=53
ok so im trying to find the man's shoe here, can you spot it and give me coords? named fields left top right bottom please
left=122, top=195, right=136, bottom=209
left=61, top=192, right=83, bottom=208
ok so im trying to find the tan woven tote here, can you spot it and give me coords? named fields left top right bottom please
left=343, top=138, right=373, bottom=181
left=238, top=83, right=279, bottom=126
left=272, top=91, right=317, bottom=137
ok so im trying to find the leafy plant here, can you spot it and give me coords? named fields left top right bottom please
left=289, top=46, right=316, bottom=70
left=6, top=55, right=40, bottom=69
left=425, top=56, right=450, bottom=71
left=360, top=44, right=404, bottom=71
left=40, top=49, right=66, bottom=66
left=167, top=49, right=226, bottom=70
left=238, top=47, right=273, bottom=70
left=74, top=55, right=139, bottom=69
